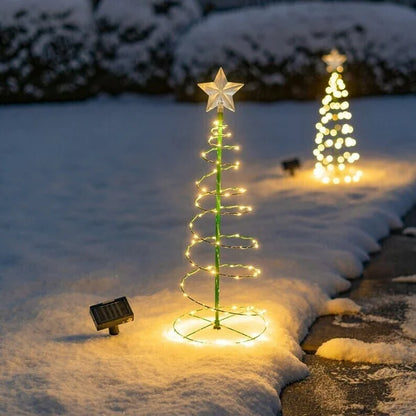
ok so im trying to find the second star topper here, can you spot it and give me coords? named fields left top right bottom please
left=322, top=49, right=347, bottom=72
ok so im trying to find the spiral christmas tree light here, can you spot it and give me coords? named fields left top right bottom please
left=313, top=49, right=362, bottom=184
left=173, top=68, right=267, bottom=345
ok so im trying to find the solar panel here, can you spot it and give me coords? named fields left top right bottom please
left=90, top=296, right=134, bottom=335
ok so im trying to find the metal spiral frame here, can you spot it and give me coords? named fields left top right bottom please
left=173, top=106, right=267, bottom=345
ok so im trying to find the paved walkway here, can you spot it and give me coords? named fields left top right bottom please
left=280, top=206, right=416, bottom=415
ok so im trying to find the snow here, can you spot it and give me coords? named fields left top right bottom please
left=95, top=0, right=201, bottom=93
left=402, top=296, right=416, bottom=339
left=1, top=1, right=416, bottom=102
left=0, top=0, right=96, bottom=102
left=320, top=298, right=361, bottom=315
left=393, top=275, right=416, bottom=283
left=0, top=0, right=92, bottom=28
left=370, top=367, right=416, bottom=415
left=332, top=315, right=361, bottom=328
left=0, top=0, right=202, bottom=100
left=360, top=314, right=398, bottom=325
left=198, top=0, right=416, bottom=10
left=376, top=374, right=416, bottom=415
left=402, top=226, right=416, bottom=236
left=316, top=338, right=416, bottom=364
left=172, top=2, right=416, bottom=100
left=332, top=312, right=400, bottom=329
left=0, top=94, right=416, bottom=414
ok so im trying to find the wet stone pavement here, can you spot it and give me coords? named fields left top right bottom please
left=280, top=206, right=416, bottom=416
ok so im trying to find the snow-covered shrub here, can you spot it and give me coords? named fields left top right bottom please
left=0, top=0, right=96, bottom=103
left=199, top=0, right=281, bottom=13
left=172, top=2, right=416, bottom=101
left=198, top=0, right=416, bottom=14
left=95, top=0, right=201, bottom=93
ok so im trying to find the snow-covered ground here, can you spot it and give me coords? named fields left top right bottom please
left=0, top=94, right=415, bottom=415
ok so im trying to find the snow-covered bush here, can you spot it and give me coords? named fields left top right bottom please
left=199, top=0, right=281, bottom=13
left=0, top=0, right=96, bottom=103
left=198, top=0, right=416, bottom=14
left=95, top=0, right=201, bottom=93
left=172, top=2, right=416, bottom=101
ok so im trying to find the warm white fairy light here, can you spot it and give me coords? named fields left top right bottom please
left=184, top=130, right=262, bottom=272
left=313, top=49, right=362, bottom=184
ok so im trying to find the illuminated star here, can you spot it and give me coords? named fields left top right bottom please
left=198, top=67, right=244, bottom=112
left=322, top=49, right=347, bottom=72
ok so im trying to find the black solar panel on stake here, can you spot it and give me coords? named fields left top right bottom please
left=90, top=296, right=134, bottom=335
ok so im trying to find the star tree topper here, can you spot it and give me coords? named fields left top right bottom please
left=322, top=49, right=347, bottom=72
left=198, top=67, right=244, bottom=112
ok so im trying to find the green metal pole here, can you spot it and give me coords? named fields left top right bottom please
left=213, top=106, right=223, bottom=329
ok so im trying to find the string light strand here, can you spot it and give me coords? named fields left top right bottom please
left=173, top=100, right=266, bottom=344
left=313, top=50, right=362, bottom=184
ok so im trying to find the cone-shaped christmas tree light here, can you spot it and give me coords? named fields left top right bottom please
left=173, top=68, right=267, bottom=345
left=313, top=49, right=362, bottom=184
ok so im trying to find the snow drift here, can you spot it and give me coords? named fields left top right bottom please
left=316, top=338, right=416, bottom=364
